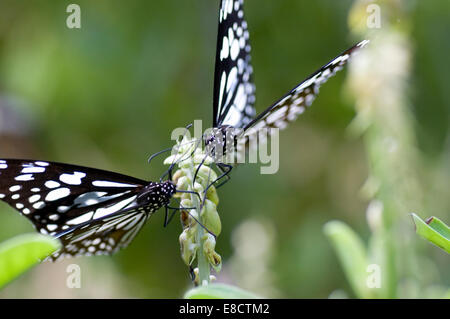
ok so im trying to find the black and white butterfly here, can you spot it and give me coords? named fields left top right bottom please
left=0, top=159, right=178, bottom=260
left=205, top=0, right=369, bottom=166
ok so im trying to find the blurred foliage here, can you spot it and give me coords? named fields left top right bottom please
left=0, top=0, right=448, bottom=298
left=0, top=233, right=60, bottom=289
left=412, top=214, right=450, bottom=254
left=184, top=283, right=261, bottom=299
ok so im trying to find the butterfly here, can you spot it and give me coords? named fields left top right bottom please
left=0, top=159, right=179, bottom=260
left=205, top=0, right=369, bottom=168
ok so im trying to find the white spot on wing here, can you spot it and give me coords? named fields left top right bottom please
left=92, top=181, right=136, bottom=188
left=33, top=201, right=45, bottom=209
left=21, top=166, right=45, bottom=174
left=230, top=38, right=240, bottom=60
left=49, top=214, right=59, bottom=221
left=74, top=191, right=108, bottom=207
left=45, top=181, right=60, bottom=189
left=9, top=185, right=21, bottom=192
left=35, top=161, right=49, bottom=166
left=45, top=188, right=71, bottom=201
left=67, top=211, right=94, bottom=225
left=93, top=195, right=137, bottom=219
left=57, top=206, right=71, bottom=213
left=59, top=171, right=86, bottom=185
left=28, top=194, right=41, bottom=203
left=15, top=174, right=34, bottom=181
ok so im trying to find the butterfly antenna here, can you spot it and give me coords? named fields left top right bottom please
left=159, top=123, right=194, bottom=182
left=148, top=146, right=173, bottom=164
left=160, top=135, right=203, bottom=182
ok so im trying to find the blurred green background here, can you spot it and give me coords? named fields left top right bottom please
left=0, top=0, right=448, bottom=298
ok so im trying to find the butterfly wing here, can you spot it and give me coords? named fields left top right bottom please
left=243, top=40, right=369, bottom=135
left=52, top=205, right=153, bottom=260
left=0, top=159, right=146, bottom=237
left=213, top=0, right=256, bottom=129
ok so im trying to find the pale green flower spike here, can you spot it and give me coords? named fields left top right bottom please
left=165, top=135, right=222, bottom=285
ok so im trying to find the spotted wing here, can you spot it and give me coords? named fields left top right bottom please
left=51, top=204, right=153, bottom=260
left=0, top=159, right=146, bottom=238
left=213, top=0, right=256, bottom=128
left=243, top=40, right=369, bottom=136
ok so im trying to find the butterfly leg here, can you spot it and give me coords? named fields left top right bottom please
left=163, top=205, right=174, bottom=227
left=193, top=153, right=209, bottom=186
left=175, top=189, right=202, bottom=202
left=215, top=162, right=233, bottom=188
left=195, top=162, right=233, bottom=214
left=164, top=205, right=199, bottom=228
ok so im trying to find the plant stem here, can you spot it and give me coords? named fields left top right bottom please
left=187, top=155, right=210, bottom=285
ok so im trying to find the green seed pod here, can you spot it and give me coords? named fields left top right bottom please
left=163, top=155, right=177, bottom=165
left=193, top=182, right=204, bottom=194
left=193, top=154, right=214, bottom=165
left=179, top=229, right=198, bottom=266
left=201, top=199, right=221, bottom=236
left=192, top=267, right=200, bottom=286
left=203, top=233, right=222, bottom=273
left=172, top=169, right=184, bottom=184
left=195, top=165, right=218, bottom=185
left=206, top=185, right=219, bottom=206
left=180, top=198, right=192, bottom=208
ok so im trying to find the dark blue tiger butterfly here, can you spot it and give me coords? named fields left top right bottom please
left=205, top=0, right=368, bottom=178
left=0, top=159, right=180, bottom=260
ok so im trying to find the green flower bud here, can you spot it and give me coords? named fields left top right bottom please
left=193, top=154, right=214, bottom=165
left=203, top=233, right=222, bottom=273
left=201, top=199, right=221, bottom=236
left=195, top=165, right=218, bottom=186
left=192, top=267, right=199, bottom=286
left=206, top=185, right=219, bottom=206
left=180, top=198, right=192, bottom=209
left=193, top=182, right=204, bottom=194
left=179, top=229, right=198, bottom=266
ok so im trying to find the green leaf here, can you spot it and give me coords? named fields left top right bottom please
left=184, top=283, right=262, bottom=299
left=411, top=213, right=450, bottom=254
left=0, top=233, right=61, bottom=289
left=324, top=220, right=373, bottom=298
